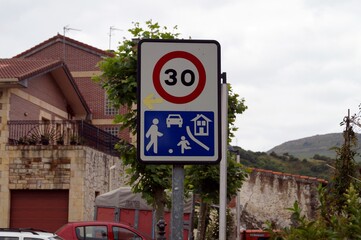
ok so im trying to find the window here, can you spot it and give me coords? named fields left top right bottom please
left=75, top=226, right=107, bottom=240
left=0, top=238, right=19, bottom=240
left=105, top=96, right=118, bottom=115
left=112, top=227, right=142, bottom=240
left=104, top=127, right=119, bottom=137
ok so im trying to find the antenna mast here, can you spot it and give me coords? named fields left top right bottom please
left=63, top=25, right=81, bottom=60
left=108, top=26, right=122, bottom=50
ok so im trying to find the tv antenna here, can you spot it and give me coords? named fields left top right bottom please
left=63, top=25, right=81, bottom=36
left=62, top=25, right=81, bottom=60
left=108, top=26, right=122, bottom=50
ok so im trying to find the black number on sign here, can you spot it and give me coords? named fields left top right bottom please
left=164, top=69, right=177, bottom=86
left=181, top=69, right=195, bottom=86
left=164, top=69, right=195, bottom=87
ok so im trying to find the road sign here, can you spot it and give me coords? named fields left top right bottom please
left=137, top=39, right=221, bottom=164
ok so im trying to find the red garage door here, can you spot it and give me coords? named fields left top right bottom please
left=10, top=190, right=69, bottom=232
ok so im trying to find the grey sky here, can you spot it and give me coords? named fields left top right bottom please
left=1, top=0, right=361, bottom=151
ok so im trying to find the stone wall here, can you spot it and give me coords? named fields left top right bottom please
left=82, top=149, right=128, bottom=220
left=3, top=145, right=126, bottom=224
left=238, top=168, right=327, bottom=229
left=0, top=89, right=11, bottom=227
left=8, top=147, right=71, bottom=189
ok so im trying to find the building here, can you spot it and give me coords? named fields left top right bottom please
left=14, top=34, right=131, bottom=142
left=0, top=35, right=129, bottom=231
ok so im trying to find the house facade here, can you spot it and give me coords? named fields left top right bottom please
left=0, top=36, right=128, bottom=231
left=14, top=34, right=131, bottom=142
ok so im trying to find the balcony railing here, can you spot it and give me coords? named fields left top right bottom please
left=7, top=120, right=120, bottom=156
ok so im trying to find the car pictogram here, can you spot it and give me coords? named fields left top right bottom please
left=166, top=114, right=183, bottom=128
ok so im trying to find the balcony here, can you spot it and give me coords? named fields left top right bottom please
left=7, top=120, right=120, bottom=156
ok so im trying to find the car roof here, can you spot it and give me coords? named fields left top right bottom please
left=56, top=221, right=152, bottom=239
left=63, top=221, right=132, bottom=227
left=0, top=228, right=59, bottom=238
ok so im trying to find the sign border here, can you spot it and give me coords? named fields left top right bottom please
left=137, top=39, right=221, bottom=165
left=153, top=50, right=206, bottom=104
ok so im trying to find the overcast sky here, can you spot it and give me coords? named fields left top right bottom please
left=1, top=0, right=361, bottom=152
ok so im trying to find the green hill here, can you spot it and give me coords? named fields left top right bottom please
left=233, top=147, right=333, bottom=181
left=233, top=132, right=361, bottom=181
left=267, top=133, right=361, bottom=161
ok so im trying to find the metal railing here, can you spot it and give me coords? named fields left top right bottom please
left=7, top=120, right=120, bottom=156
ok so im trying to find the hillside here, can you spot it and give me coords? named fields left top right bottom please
left=268, top=133, right=361, bottom=160
left=234, top=132, right=361, bottom=181
left=233, top=147, right=333, bottom=180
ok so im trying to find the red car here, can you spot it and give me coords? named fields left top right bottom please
left=56, top=221, right=152, bottom=240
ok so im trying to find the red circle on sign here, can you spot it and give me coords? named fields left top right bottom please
left=153, top=51, right=206, bottom=104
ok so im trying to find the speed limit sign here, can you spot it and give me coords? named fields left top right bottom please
left=137, top=39, right=221, bottom=164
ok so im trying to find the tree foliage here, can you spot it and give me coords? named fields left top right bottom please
left=270, top=184, right=361, bottom=240
left=94, top=20, right=179, bottom=220
left=228, top=85, right=247, bottom=142
left=328, top=115, right=359, bottom=213
left=270, top=112, right=361, bottom=239
left=94, top=20, right=249, bottom=238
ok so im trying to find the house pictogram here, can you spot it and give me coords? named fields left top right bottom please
left=191, top=114, right=212, bottom=136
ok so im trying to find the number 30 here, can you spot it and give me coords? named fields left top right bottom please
left=164, top=69, right=195, bottom=87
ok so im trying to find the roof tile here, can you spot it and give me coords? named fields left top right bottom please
left=14, top=34, right=113, bottom=58
left=0, top=58, right=62, bottom=80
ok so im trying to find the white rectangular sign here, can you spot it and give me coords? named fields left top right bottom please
left=137, top=39, right=221, bottom=164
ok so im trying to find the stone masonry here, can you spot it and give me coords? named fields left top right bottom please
left=0, top=89, right=11, bottom=227
left=238, top=168, right=326, bottom=229
left=2, top=145, right=126, bottom=225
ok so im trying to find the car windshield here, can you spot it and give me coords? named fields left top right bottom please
left=75, top=226, right=107, bottom=240
left=112, top=227, right=142, bottom=240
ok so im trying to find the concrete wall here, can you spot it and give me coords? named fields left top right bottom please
left=238, top=168, right=326, bottom=229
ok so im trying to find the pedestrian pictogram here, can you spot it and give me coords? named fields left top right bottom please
left=137, top=39, right=221, bottom=164
left=145, top=118, right=163, bottom=154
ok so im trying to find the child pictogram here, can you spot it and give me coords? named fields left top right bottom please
left=177, top=136, right=191, bottom=154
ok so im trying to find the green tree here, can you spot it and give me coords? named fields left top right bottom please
left=271, top=184, right=361, bottom=240
left=270, top=112, right=361, bottom=239
left=228, top=84, right=247, bottom=141
left=94, top=20, right=179, bottom=224
left=316, top=113, right=360, bottom=227
left=186, top=153, right=248, bottom=240
left=94, top=20, right=248, bottom=238
left=185, top=87, right=248, bottom=240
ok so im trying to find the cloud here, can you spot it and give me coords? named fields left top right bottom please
left=2, top=0, right=361, bottom=152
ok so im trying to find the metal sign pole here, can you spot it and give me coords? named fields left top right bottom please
left=219, top=73, right=228, bottom=240
left=171, top=165, right=184, bottom=240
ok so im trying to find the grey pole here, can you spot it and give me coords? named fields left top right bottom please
left=236, top=153, right=241, bottom=240
left=171, top=165, right=184, bottom=240
left=219, top=73, right=228, bottom=240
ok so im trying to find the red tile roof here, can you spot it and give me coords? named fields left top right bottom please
left=250, top=168, right=328, bottom=184
left=0, top=58, right=63, bottom=81
left=0, top=58, right=91, bottom=115
left=14, top=34, right=114, bottom=58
